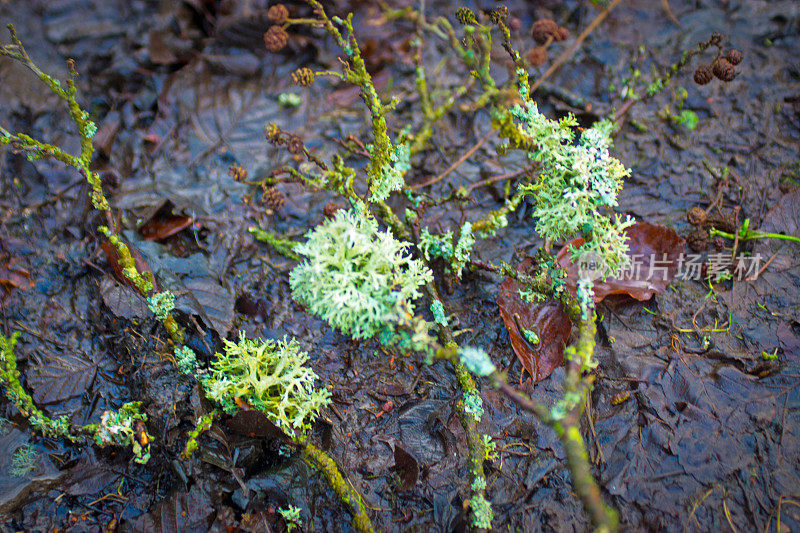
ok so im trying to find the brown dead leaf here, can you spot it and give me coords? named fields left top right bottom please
left=497, top=265, right=572, bottom=384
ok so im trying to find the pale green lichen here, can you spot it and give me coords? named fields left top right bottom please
left=470, top=491, right=494, bottom=529
left=84, top=120, right=97, bottom=139
left=93, top=402, right=151, bottom=464
left=511, top=94, right=632, bottom=277
left=459, top=347, right=496, bottom=377
left=370, top=142, right=410, bottom=201
left=279, top=505, right=303, bottom=532
left=147, top=291, right=175, bottom=320
left=290, top=207, right=432, bottom=340
left=174, top=346, right=198, bottom=375
left=201, top=333, right=331, bottom=439
left=10, top=444, right=38, bottom=477
left=430, top=299, right=448, bottom=327
left=418, top=222, right=474, bottom=278
left=463, top=389, right=484, bottom=422
left=419, top=227, right=454, bottom=262
left=278, top=92, right=303, bottom=107
left=472, top=476, right=487, bottom=492
left=576, top=279, right=596, bottom=322
left=452, top=222, right=475, bottom=277
left=483, top=434, right=498, bottom=462
left=522, top=327, right=539, bottom=345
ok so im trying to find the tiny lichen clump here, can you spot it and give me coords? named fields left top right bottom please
left=370, top=142, right=410, bottom=201
left=483, top=434, right=498, bottom=462
left=202, top=333, right=331, bottom=439
left=418, top=222, right=475, bottom=278
left=174, top=346, right=198, bottom=375
left=453, top=222, right=475, bottom=277
left=10, top=444, right=38, bottom=477
left=576, top=279, right=596, bottom=322
left=511, top=93, right=633, bottom=276
left=93, top=402, right=151, bottom=464
left=147, top=291, right=175, bottom=320
left=463, top=390, right=484, bottom=422
left=459, top=347, right=496, bottom=377
left=278, top=505, right=303, bottom=532
left=290, top=207, right=432, bottom=340
left=470, top=490, right=494, bottom=529
left=430, top=299, right=448, bottom=327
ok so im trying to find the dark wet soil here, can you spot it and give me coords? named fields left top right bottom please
left=1, top=0, right=799, bottom=531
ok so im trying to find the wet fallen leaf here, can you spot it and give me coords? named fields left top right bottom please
left=556, top=220, right=685, bottom=302
left=391, top=442, right=420, bottom=491
left=100, top=277, right=151, bottom=319
left=101, top=239, right=158, bottom=295
left=777, top=321, right=800, bottom=362
left=127, top=486, right=214, bottom=533
left=497, top=272, right=573, bottom=384
left=139, top=215, right=193, bottom=241
left=28, top=352, right=98, bottom=405
left=181, top=277, right=235, bottom=337
left=0, top=265, right=31, bottom=293
left=225, top=410, right=293, bottom=444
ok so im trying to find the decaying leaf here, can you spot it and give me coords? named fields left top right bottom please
left=139, top=215, right=193, bottom=241
left=28, top=352, right=98, bottom=405
left=181, top=277, right=235, bottom=337
left=100, top=277, right=151, bottom=319
left=497, top=270, right=572, bottom=384
left=101, top=239, right=158, bottom=295
left=557, top=220, right=685, bottom=302
left=127, top=486, right=214, bottom=533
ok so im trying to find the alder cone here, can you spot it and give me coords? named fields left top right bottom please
left=726, top=49, right=743, bottom=65
left=693, top=64, right=713, bottom=85
left=531, top=19, right=558, bottom=45
left=263, top=25, right=288, bottom=52
left=712, top=57, right=735, bottom=81
left=267, top=4, right=288, bottom=25
left=528, top=46, right=547, bottom=67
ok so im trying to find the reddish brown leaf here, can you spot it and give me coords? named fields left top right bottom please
left=0, top=266, right=31, bottom=292
left=100, top=239, right=158, bottom=295
left=139, top=215, right=193, bottom=241
left=556, top=220, right=685, bottom=302
left=497, top=270, right=572, bottom=384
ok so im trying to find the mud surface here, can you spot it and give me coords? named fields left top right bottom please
left=1, top=0, right=799, bottom=531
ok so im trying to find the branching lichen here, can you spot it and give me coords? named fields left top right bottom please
left=509, top=79, right=633, bottom=277
left=201, top=333, right=331, bottom=439
left=278, top=505, right=303, bottom=532
left=290, top=207, right=432, bottom=340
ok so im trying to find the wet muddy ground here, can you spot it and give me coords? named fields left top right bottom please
left=1, top=0, right=799, bottom=531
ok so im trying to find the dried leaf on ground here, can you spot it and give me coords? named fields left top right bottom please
left=556, top=220, right=685, bottom=302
